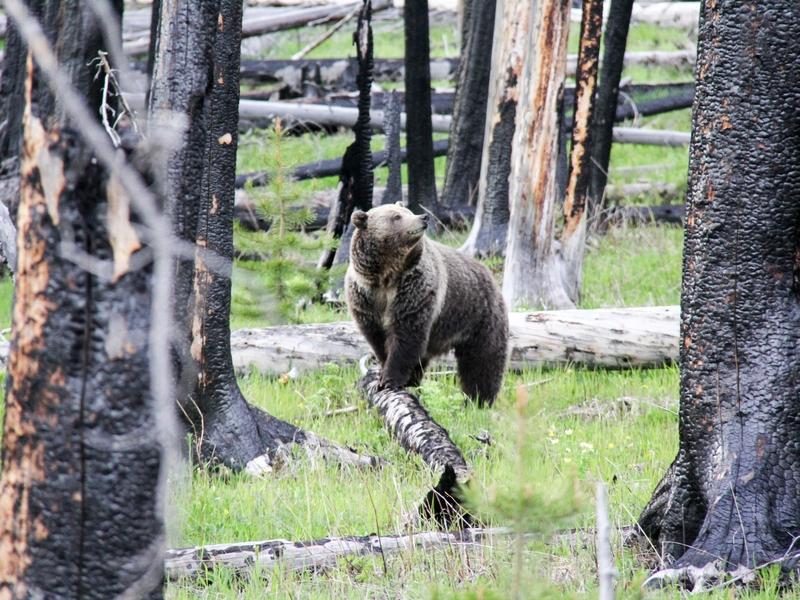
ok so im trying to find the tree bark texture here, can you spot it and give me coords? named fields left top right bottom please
left=501, top=0, right=573, bottom=310
left=588, top=0, right=635, bottom=227
left=381, top=90, right=403, bottom=204
left=636, top=1, right=800, bottom=589
left=149, top=0, right=377, bottom=473
left=0, top=2, right=164, bottom=598
left=404, top=0, right=438, bottom=212
left=320, top=0, right=375, bottom=270
left=439, top=0, right=496, bottom=208
left=560, top=0, right=603, bottom=304
left=460, top=0, right=530, bottom=258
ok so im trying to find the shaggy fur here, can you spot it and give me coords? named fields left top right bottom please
left=345, top=204, right=509, bottom=405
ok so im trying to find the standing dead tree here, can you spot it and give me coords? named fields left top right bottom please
left=404, top=0, right=438, bottom=213
left=502, top=0, right=573, bottom=309
left=587, top=0, right=634, bottom=228
left=318, top=0, right=375, bottom=270
left=634, top=1, right=800, bottom=590
left=0, top=1, right=165, bottom=596
left=439, top=0, right=496, bottom=208
left=461, top=0, right=530, bottom=258
left=559, top=0, right=603, bottom=304
left=149, top=0, right=379, bottom=473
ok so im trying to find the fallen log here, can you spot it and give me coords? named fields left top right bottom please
left=236, top=139, right=450, bottom=188
left=238, top=50, right=695, bottom=88
left=610, top=127, right=689, bottom=146
left=359, top=366, right=473, bottom=527
left=234, top=186, right=474, bottom=232
left=164, top=527, right=512, bottom=580
left=118, top=1, right=394, bottom=56
left=603, top=203, right=684, bottom=226
left=226, top=306, right=679, bottom=376
left=0, top=306, right=679, bottom=375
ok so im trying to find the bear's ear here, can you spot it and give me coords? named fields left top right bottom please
left=395, top=200, right=407, bottom=209
left=351, top=210, right=368, bottom=229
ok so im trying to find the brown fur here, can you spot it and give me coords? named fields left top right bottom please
left=345, top=204, right=509, bottom=405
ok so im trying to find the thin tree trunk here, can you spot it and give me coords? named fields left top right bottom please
left=404, top=0, right=437, bottom=212
left=321, top=0, right=375, bottom=270
left=460, top=0, right=529, bottom=258
left=0, top=2, right=164, bottom=597
left=560, top=0, right=603, bottom=304
left=502, top=0, right=573, bottom=310
left=0, top=14, right=28, bottom=221
left=587, top=0, right=634, bottom=228
left=440, top=0, right=496, bottom=208
left=636, top=1, right=800, bottom=589
left=382, top=90, right=403, bottom=204
left=149, top=0, right=378, bottom=473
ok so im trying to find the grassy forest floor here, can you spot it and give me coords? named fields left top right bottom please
left=0, top=8, right=795, bottom=600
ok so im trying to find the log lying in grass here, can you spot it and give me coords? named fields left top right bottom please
left=238, top=51, right=695, bottom=88
left=358, top=366, right=473, bottom=527
left=0, top=307, right=679, bottom=374
left=164, top=526, right=512, bottom=580
left=603, top=203, right=685, bottom=226
left=114, top=1, right=395, bottom=56
left=236, top=139, right=450, bottom=189
left=233, top=186, right=474, bottom=233
left=227, top=306, right=679, bottom=377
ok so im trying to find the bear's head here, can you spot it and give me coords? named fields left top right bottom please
left=349, top=203, right=429, bottom=278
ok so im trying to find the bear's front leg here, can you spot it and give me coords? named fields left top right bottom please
left=379, top=304, right=433, bottom=390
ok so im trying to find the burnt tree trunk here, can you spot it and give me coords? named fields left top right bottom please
left=636, top=1, right=800, bottom=589
left=149, top=0, right=378, bottom=472
left=587, top=0, right=634, bottom=227
left=0, top=2, right=164, bottom=597
left=439, top=0, right=496, bottom=208
left=460, top=0, right=529, bottom=258
left=560, top=0, right=603, bottom=304
left=381, top=90, right=403, bottom=204
left=0, top=14, right=29, bottom=224
left=319, top=0, right=375, bottom=270
left=404, top=0, right=437, bottom=213
left=501, top=0, right=573, bottom=309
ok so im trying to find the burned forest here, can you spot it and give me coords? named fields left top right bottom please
left=0, top=0, right=798, bottom=597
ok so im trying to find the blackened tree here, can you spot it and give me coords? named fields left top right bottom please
left=636, top=1, right=800, bottom=589
left=148, top=0, right=378, bottom=472
left=0, top=1, right=164, bottom=596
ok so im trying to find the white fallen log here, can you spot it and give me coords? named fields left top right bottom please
left=611, top=128, right=690, bottom=146
left=229, top=306, right=679, bottom=376
left=164, top=527, right=513, bottom=580
left=569, top=2, right=699, bottom=30
left=0, top=307, right=679, bottom=374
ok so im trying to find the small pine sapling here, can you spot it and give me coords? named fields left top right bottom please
left=237, top=119, right=340, bottom=322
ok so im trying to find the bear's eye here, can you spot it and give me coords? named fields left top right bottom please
left=392, top=214, right=402, bottom=221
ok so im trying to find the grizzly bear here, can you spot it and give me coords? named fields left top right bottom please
left=345, top=204, right=509, bottom=405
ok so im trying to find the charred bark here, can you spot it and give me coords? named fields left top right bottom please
left=460, top=0, right=528, bottom=258
left=149, top=0, right=378, bottom=472
left=501, top=0, right=573, bottom=309
left=587, top=0, right=634, bottom=229
left=319, top=0, right=375, bottom=270
left=560, top=0, right=603, bottom=304
left=439, top=0, right=496, bottom=208
left=382, top=90, right=403, bottom=204
left=0, top=13, right=31, bottom=224
left=0, top=2, right=163, bottom=597
left=404, top=0, right=438, bottom=212
left=636, top=1, right=800, bottom=589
